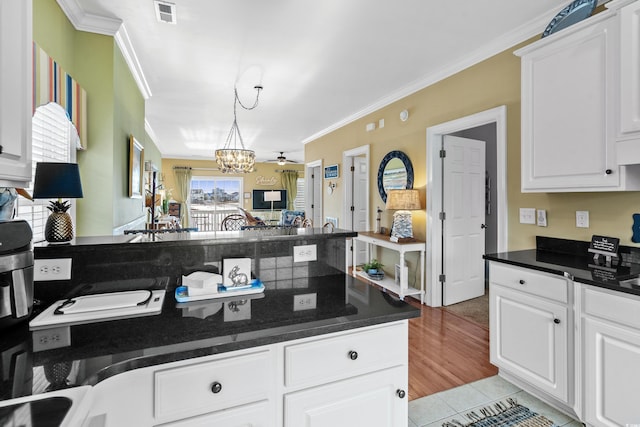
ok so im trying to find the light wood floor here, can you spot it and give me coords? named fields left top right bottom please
left=406, top=297, right=498, bottom=401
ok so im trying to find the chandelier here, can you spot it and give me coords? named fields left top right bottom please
left=215, top=85, right=263, bottom=173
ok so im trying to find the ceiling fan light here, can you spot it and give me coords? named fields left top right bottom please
left=277, top=159, right=286, bottom=166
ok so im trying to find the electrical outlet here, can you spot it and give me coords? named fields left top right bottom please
left=32, top=326, right=71, bottom=351
left=293, top=244, right=317, bottom=263
left=576, top=211, right=590, bottom=228
left=34, top=258, right=72, bottom=281
left=293, top=293, right=317, bottom=311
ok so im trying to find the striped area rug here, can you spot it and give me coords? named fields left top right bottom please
left=442, top=398, right=559, bottom=427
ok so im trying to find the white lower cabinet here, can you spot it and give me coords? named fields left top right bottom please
left=581, top=285, right=640, bottom=426
left=86, top=321, right=408, bottom=427
left=488, top=262, right=573, bottom=410
left=284, top=366, right=407, bottom=427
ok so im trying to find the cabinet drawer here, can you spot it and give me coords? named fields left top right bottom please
left=284, top=322, right=406, bottom=389
left=156, top=400, right=273, bottom=427
left=582, top=284, right=640, bottom=329
left=489, top=262, right=568, bottom=303
left=154, top=350, right=272, bottom=422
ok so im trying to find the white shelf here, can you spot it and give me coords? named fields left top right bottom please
left=352, top=232, right=425, bottom=304
left=354, top=271, right=422, bottom=297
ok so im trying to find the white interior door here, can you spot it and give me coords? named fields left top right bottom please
left=442, top=135, right=486, bottom=305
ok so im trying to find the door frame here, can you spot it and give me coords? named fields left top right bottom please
left=425, top=105, right=507, bottom=307
left=305, top=159, right=323, bottom=225
left=342, top=145, right=370, bottom=232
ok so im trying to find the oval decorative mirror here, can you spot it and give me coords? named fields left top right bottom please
left=377, top=150, right=414, bottom=202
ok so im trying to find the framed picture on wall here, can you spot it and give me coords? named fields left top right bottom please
left=324, top=164, right=339, bottom=179
left=129, top=135, right=144, bottom=198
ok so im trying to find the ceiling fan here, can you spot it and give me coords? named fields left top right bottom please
left=267, top=152, right=298, bottom=166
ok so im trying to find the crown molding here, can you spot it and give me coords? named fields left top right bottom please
left=302, top=5, right=565, bottom=145
left=56, top=0, right=151, bottom=99
left=114, top=25, right=152, bottom=99
left=56, top=0, right=121, bottom=35
left=145, top=119, right=159, bottom=145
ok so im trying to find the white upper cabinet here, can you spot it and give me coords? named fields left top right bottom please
left=516, top=0, right=640, bottom=192
left=0, top=0, right=32, bottom=187
left=616, top=0, right=640, bottom=162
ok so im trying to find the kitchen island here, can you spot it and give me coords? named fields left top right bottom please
left=1, top=228, right=420, bottom=426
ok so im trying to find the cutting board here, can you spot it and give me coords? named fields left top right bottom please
left=55, top=290, right=152, bottom=315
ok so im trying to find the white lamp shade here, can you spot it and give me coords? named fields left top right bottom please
left=264, top=191, right=281, bottom=202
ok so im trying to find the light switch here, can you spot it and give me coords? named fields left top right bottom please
left=519, top=208, right=536, bottom=224
left=576, top=211, right=590, bottom=228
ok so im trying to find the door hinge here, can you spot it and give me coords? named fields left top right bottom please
left=440, top=149, right=446, bottom=158
left=311, top=204, right=314, bottom=209
left=439, top=212, right=446, bottom=220
left=350, top=165, right=355, bottom=172
left=439, top=274, right=446, bottom=283
left=350, top=206, right=355, bottom=212
left=311, top=174, right=314, bottom=179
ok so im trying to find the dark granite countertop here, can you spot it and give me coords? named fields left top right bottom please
left=0, top=274, right=419, bottom=403
left=34, top=227, right=357, bottom=250
left=484, top=237, right=640, bottom=297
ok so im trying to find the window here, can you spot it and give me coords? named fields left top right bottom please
left=189, top=176, right=243, bottom=231
left=294, top=178, right=305, bottom=211
left=15, top=103, right=79, bottom=242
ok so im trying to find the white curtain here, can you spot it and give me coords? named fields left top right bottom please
left=173, top=167, right=193, bottom=227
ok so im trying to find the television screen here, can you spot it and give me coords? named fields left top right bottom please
left=252, top=189, right=287, bottom=210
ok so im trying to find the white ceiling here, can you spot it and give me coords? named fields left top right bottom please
left=61, top=0, right=568, bottom=163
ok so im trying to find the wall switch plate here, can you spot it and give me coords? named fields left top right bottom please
left=576, top=211, right=590, bottom=228
left=34, top=258, right=72, bottom=281
left=293, top=244, right=317, bottom=263
left=537, top=209, right=547, bottom=227
left=293, top=293, right=317, bottom=311
left=519, top=208, right=536, bottom=224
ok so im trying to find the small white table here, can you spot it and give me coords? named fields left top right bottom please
left=352, top=231, right=425, bottom=304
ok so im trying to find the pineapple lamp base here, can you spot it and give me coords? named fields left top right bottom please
left=44, top=212, right=74, bottom=243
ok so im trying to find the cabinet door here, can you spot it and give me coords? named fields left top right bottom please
left=619, top=1, right=640, bottom=136
left=490, top=285, right=569, bottom=403
left=520, top=17, right=618, bottom=191
left=583, top=317, right=640, bottom=427
left=284, top=366, right=407, bottom=427
left=0, top=0, right=32, bottom=186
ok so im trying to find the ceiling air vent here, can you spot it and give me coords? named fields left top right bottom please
left=154, top=1, right=176, bottom=24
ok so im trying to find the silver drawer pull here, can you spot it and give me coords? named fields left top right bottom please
left=396, top=389, right=406, bottom=399
left=553, top=318, right=561, bottom=324
left=211, top=382, right=222, bottom=394
left=348, top=351, right=358, bottom=360
left=519, top=279, right=526, bottom=285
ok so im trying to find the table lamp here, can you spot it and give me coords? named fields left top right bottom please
left=32, top=162, right=84, bottom=243
left=385, top=189, right=420, bottom=240
left=264, top=190, right=281, bottom=221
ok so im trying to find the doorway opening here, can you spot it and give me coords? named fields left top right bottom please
left=426, top=106, right=507, bottom=307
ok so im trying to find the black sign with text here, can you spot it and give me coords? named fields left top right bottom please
left=588, top=235, right=620, bottom=257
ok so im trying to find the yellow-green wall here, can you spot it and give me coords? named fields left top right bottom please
left=306, top=37, right=640, bottom=251
left=33, top=0, right=159, bottom=235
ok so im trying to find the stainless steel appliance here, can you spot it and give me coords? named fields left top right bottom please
left=0, top=220, right=34, bottom=330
